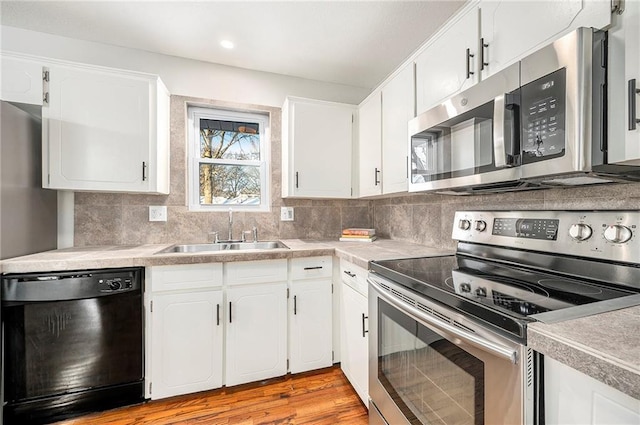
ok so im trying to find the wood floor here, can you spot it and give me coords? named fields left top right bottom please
left=56, top=366, right=369, bottom=425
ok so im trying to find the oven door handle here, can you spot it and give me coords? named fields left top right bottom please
left=370, top=279, right=519, bottom=364
left=493, top=93, right=508, bottom=168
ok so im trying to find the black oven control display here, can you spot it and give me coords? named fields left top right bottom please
left=521, top=68, right=566, bottom=164
left=492, top=218, right=559, bottom=240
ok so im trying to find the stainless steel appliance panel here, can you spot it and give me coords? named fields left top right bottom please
left=519, top=27, right=594, bottom=179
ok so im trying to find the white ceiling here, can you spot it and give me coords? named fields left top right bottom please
left=0, top=1, right=466, bottom=89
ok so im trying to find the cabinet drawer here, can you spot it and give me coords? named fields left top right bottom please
left=290, top=256, right=332, bottom=280
left=148, top=263, right=223, bottom=292
left=225, top=259, right=287, bottom=285
left=339, top=259, right=368, bottom=297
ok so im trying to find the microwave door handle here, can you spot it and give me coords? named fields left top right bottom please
left=493, top=94, right=507, bottom=168
left=369, top=278, right=519, bottom=364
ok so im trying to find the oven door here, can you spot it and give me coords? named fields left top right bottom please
left=408, top=62, right=521, bottom=193
left=368, top=276, right=536, bottom=425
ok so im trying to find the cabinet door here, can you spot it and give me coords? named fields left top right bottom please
left=150, top=290, right=223, bottom=399
left=43, top=64, right=153, bottom=192
left=283, top=97, right=354, bottom=198
left=608, top=1, right=640, bottom=164
left=415, top=7, right=479, bottom=115
left=381, top=65, right=413, bottom=195
left=357, top=92, right=382, bottom=197
left=479, top=0, right=611, bottom=80
left=340, top=281, right=369, bottom=405
left=545, top=357, right=640, bottom=424
left=226, top=283, right=287, bottom=386
left=0, top=55, right=43, bottom=105
left=290, top=278, right=333, bottom=374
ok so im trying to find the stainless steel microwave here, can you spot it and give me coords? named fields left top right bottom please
left=409, top=27, right=640, bottom=194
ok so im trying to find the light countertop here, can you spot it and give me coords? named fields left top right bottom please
left=0, top=238, right=453, bottom=274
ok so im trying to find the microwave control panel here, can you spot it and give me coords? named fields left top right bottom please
left=520, top=68, right=566, bottom=162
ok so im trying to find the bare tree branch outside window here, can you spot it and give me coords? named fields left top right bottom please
left=199, top=119, right=261, bottom=205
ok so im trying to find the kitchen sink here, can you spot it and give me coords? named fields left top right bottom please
left=156, top=241, right=289, bottom=254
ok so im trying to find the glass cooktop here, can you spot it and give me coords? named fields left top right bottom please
left=370, top=255, right=637, bottom=328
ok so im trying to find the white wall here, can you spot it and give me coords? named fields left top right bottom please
left=0, top=25, right=370, bottom=107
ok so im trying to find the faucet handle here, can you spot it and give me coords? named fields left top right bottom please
left=209, top=231, right=220, bottom=243
left=252, top=226, right=258, bottom=243
left=241, top=230, right=252, bottom=243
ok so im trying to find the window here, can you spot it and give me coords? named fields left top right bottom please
left=188, top=106, right=270, bottom=211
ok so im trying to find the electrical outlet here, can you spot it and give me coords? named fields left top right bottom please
left=280, top=206, right=294, bottom=221
left=149, top=206, right=167, bottom=222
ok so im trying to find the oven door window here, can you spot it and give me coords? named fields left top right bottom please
left=410, top=101, right=497, bottom=184
left=378, top=299, right=484, bottom=425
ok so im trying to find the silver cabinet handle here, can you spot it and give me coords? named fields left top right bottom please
left=142, top=161, right=147, bottom=181
left=343, top=270, right=356, bottom=278
left=369, top=278, right=518, bottom=364
left=374, top=167, right=381, bottom=186
left=303, top=266, right=323, bottom=270
left=216, top=304, right=220, bottom=326
left=294, top=295, right=297, bottom=315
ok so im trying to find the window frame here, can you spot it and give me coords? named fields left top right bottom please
left=187, top=106, right=271, bottom=212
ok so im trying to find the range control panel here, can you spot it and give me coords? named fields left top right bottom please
left=452, top=211, right=640, bottom=264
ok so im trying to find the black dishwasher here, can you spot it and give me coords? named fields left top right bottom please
left=1, top=267, right=145, bottom=424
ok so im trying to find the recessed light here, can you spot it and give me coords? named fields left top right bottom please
left=220, top=40, right=234, bottom=49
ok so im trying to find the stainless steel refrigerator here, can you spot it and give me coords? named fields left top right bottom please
left=0, top=100, right=57, bottom=260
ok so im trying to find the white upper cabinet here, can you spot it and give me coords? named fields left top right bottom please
left=415, top=7, right=480, bottom=115
left=0, top=53, right=44, bottom=105
left=282, top=96, right=355, bottom=198
left=42, top=63, right=170, bottom=193
left=356, top=91, right=382, bottom=197
left=608, top=0, right=640, bottom=164
left=381, top=64, right=413, bottom=195
left=479, top=0, right=612, bottom=80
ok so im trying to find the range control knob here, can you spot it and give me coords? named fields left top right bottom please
left=475, top=287, right=487, bottom=298
left=459, top=283, right=471, bottom=293
left=603, top=224, right=633, bottom=244
left=568, top=223, right=592, bottom=241
left=474, top=220, right=487, bottom=232
left=458, top=219, right=471, bottom=230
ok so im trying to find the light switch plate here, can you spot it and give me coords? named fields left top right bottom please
left=280, top=206, right=294, bottom=221
left=149, top=205, right=167, bottom=222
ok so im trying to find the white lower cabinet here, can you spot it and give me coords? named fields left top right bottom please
left=147, top=263, right=224, bottom=400
left=289, top=256, right=333, bottom=374
left=544, top=357, right=640, bottom=424
left=148, top=257, right=335, bottom=399
left=339, top=260, right=369, bottom=406
left=150, top=290, right=223, bottom=399
left=225, top=282, right=288, bottom=386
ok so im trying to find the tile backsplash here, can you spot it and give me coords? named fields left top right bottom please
left=74, top=95, right=640, bottom=248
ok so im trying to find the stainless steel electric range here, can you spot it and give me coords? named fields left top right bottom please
left=367, top=210, right=640, bottom=425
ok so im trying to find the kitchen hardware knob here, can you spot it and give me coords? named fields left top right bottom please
left=458, top=219, right=471, bottom=230
left=474, top=220, right=487, bottom=232
left=569, top=223, right=593, bottom=241
left=475, top=287, right=487, bottom=298
left=603, top=224, right=633, bottom=244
